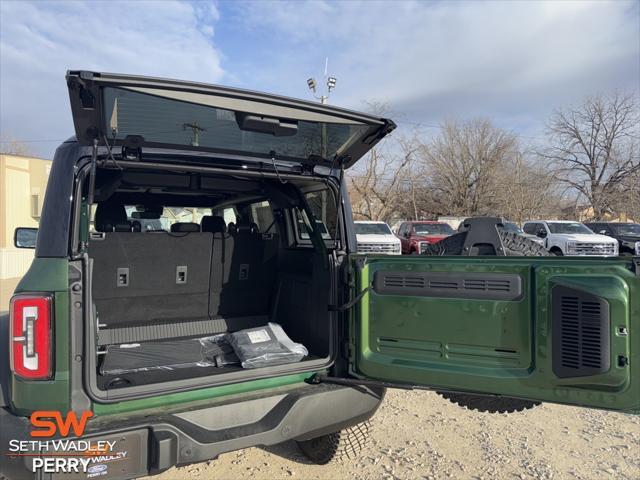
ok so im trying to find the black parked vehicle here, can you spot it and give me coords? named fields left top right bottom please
left=584, top=222, right=640, bottom=256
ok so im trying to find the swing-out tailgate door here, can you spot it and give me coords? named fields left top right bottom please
left=350, top=255, right=640, bottom=413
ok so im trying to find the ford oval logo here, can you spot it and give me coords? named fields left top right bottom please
left=88, top=465, right=108, bottom=474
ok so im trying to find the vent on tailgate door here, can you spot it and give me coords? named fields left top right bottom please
left=552, top=285, right=610, bottom=378
left=383, top=275, right=425, bottom=289
left=373, top=271, right=522, bottom=301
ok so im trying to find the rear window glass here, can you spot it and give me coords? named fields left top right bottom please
left=103, top=87, right=369, bottom=161
left=354, top=223, right=392, bottom=235
left=612, top=224, right=640, bottom=236
left=413, top=223, right=454, bottom=235
left=501, top=222, right=524, bottom=234
left=547, top=222, right=593, bottom=234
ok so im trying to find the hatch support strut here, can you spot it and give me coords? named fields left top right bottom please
left=87, top=138, right=98, bottom=205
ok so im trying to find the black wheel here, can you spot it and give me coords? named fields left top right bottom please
left=550, top=248, right=564, bottom=256
left=422, top=230, right=550, bottom=257
left=423, top=229, right=547, bottom=413
left=296, top=421, right=371, bottom=464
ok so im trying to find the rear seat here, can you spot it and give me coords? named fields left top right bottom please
left=91, top=206, right=278, bottom=346
left=91, top=231, right=213, bottom=325
left=208, top=219, right=279, bottom=318
left=91, top=203, right=213, bottom=342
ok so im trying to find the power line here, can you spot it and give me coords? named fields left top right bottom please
left=0, top=138, right=67, bottom=143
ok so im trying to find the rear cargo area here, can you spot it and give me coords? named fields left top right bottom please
left=87, top=170, right=334, bottom=394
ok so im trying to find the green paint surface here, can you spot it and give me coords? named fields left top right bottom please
left=352, top=256, right=640, bottom=413
left=11, top=258, right=71, bottom=415
left=94, top=372, right=316, bottom=416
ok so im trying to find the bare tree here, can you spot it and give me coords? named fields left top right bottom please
left=348, top=133, right=418, bottom=221
left=543, top=92, right=639, bottom=220
left=609, top=168, right=640, bottom=221
left=348, top=101, right=421, bottom=222
left=494, top=151, right=559, bottom=223
left=421, top=119, right=518, bottom=216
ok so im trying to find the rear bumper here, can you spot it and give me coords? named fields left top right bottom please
left=0, top=382, right=384, bottom=480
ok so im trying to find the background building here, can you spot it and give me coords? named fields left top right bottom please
left=0, top=153, right=52, bottom=309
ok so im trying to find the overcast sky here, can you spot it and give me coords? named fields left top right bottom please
left=1, top=0, right=638, bottom=158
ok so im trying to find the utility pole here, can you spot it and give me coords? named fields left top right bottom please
left=307, top=59, right=337, bottom=159
left=183, top=122, right=206, bottom=147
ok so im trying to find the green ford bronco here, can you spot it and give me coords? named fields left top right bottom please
left=1, top=71, right=638, bottom=480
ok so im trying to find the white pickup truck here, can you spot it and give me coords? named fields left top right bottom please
left=522, top=220, right=619, bottom=256
left=354, top=220, right=401, bottom=255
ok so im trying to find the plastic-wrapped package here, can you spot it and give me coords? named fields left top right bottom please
left=226, top=322, right=308, bottom=369
left=100, top=334, right=238, bottom=375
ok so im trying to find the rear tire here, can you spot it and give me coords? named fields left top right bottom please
left=437, top=392, right=540, bottom=413
left=423, top=228, right=547, bottom=413
left=296, top=421, right=371, bottom=464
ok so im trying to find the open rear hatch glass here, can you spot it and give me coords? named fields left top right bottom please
left=66, top=71, right=395, bottom=167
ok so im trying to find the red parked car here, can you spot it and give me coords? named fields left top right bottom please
left=396, top=221, right=455, bottom=254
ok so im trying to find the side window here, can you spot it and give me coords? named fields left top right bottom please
left=221, top=207, right=237, bottom=225
left=92, top=205, right=212, bottom=232
left=294, top=187, right=338, bottom=245
left=592, top=224, right=610, bottom=235
left=155, top=207, right=210, bottom=231
left=523, top=223, right=535, bottom=235
left=245, top=200, right=275, bottom=232
left=398, top=223, right=407, bottom=237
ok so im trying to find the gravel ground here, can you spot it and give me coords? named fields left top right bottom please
left=152, top=390, right=640, bottom=480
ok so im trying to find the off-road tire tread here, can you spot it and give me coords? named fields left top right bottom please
left=437, top=392, right=541, bottom=413
left=296, top=421, right=371, bottom=464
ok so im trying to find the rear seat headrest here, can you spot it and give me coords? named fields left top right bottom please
left=201, top=216, right=226, bottom=233
left=113, top=223, right=140, bottom=232
left=95, top=200, right=128, bottom=232
left=236, top=221, right=259, bottom=235
left=170, top=222, right=200, bottom=233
